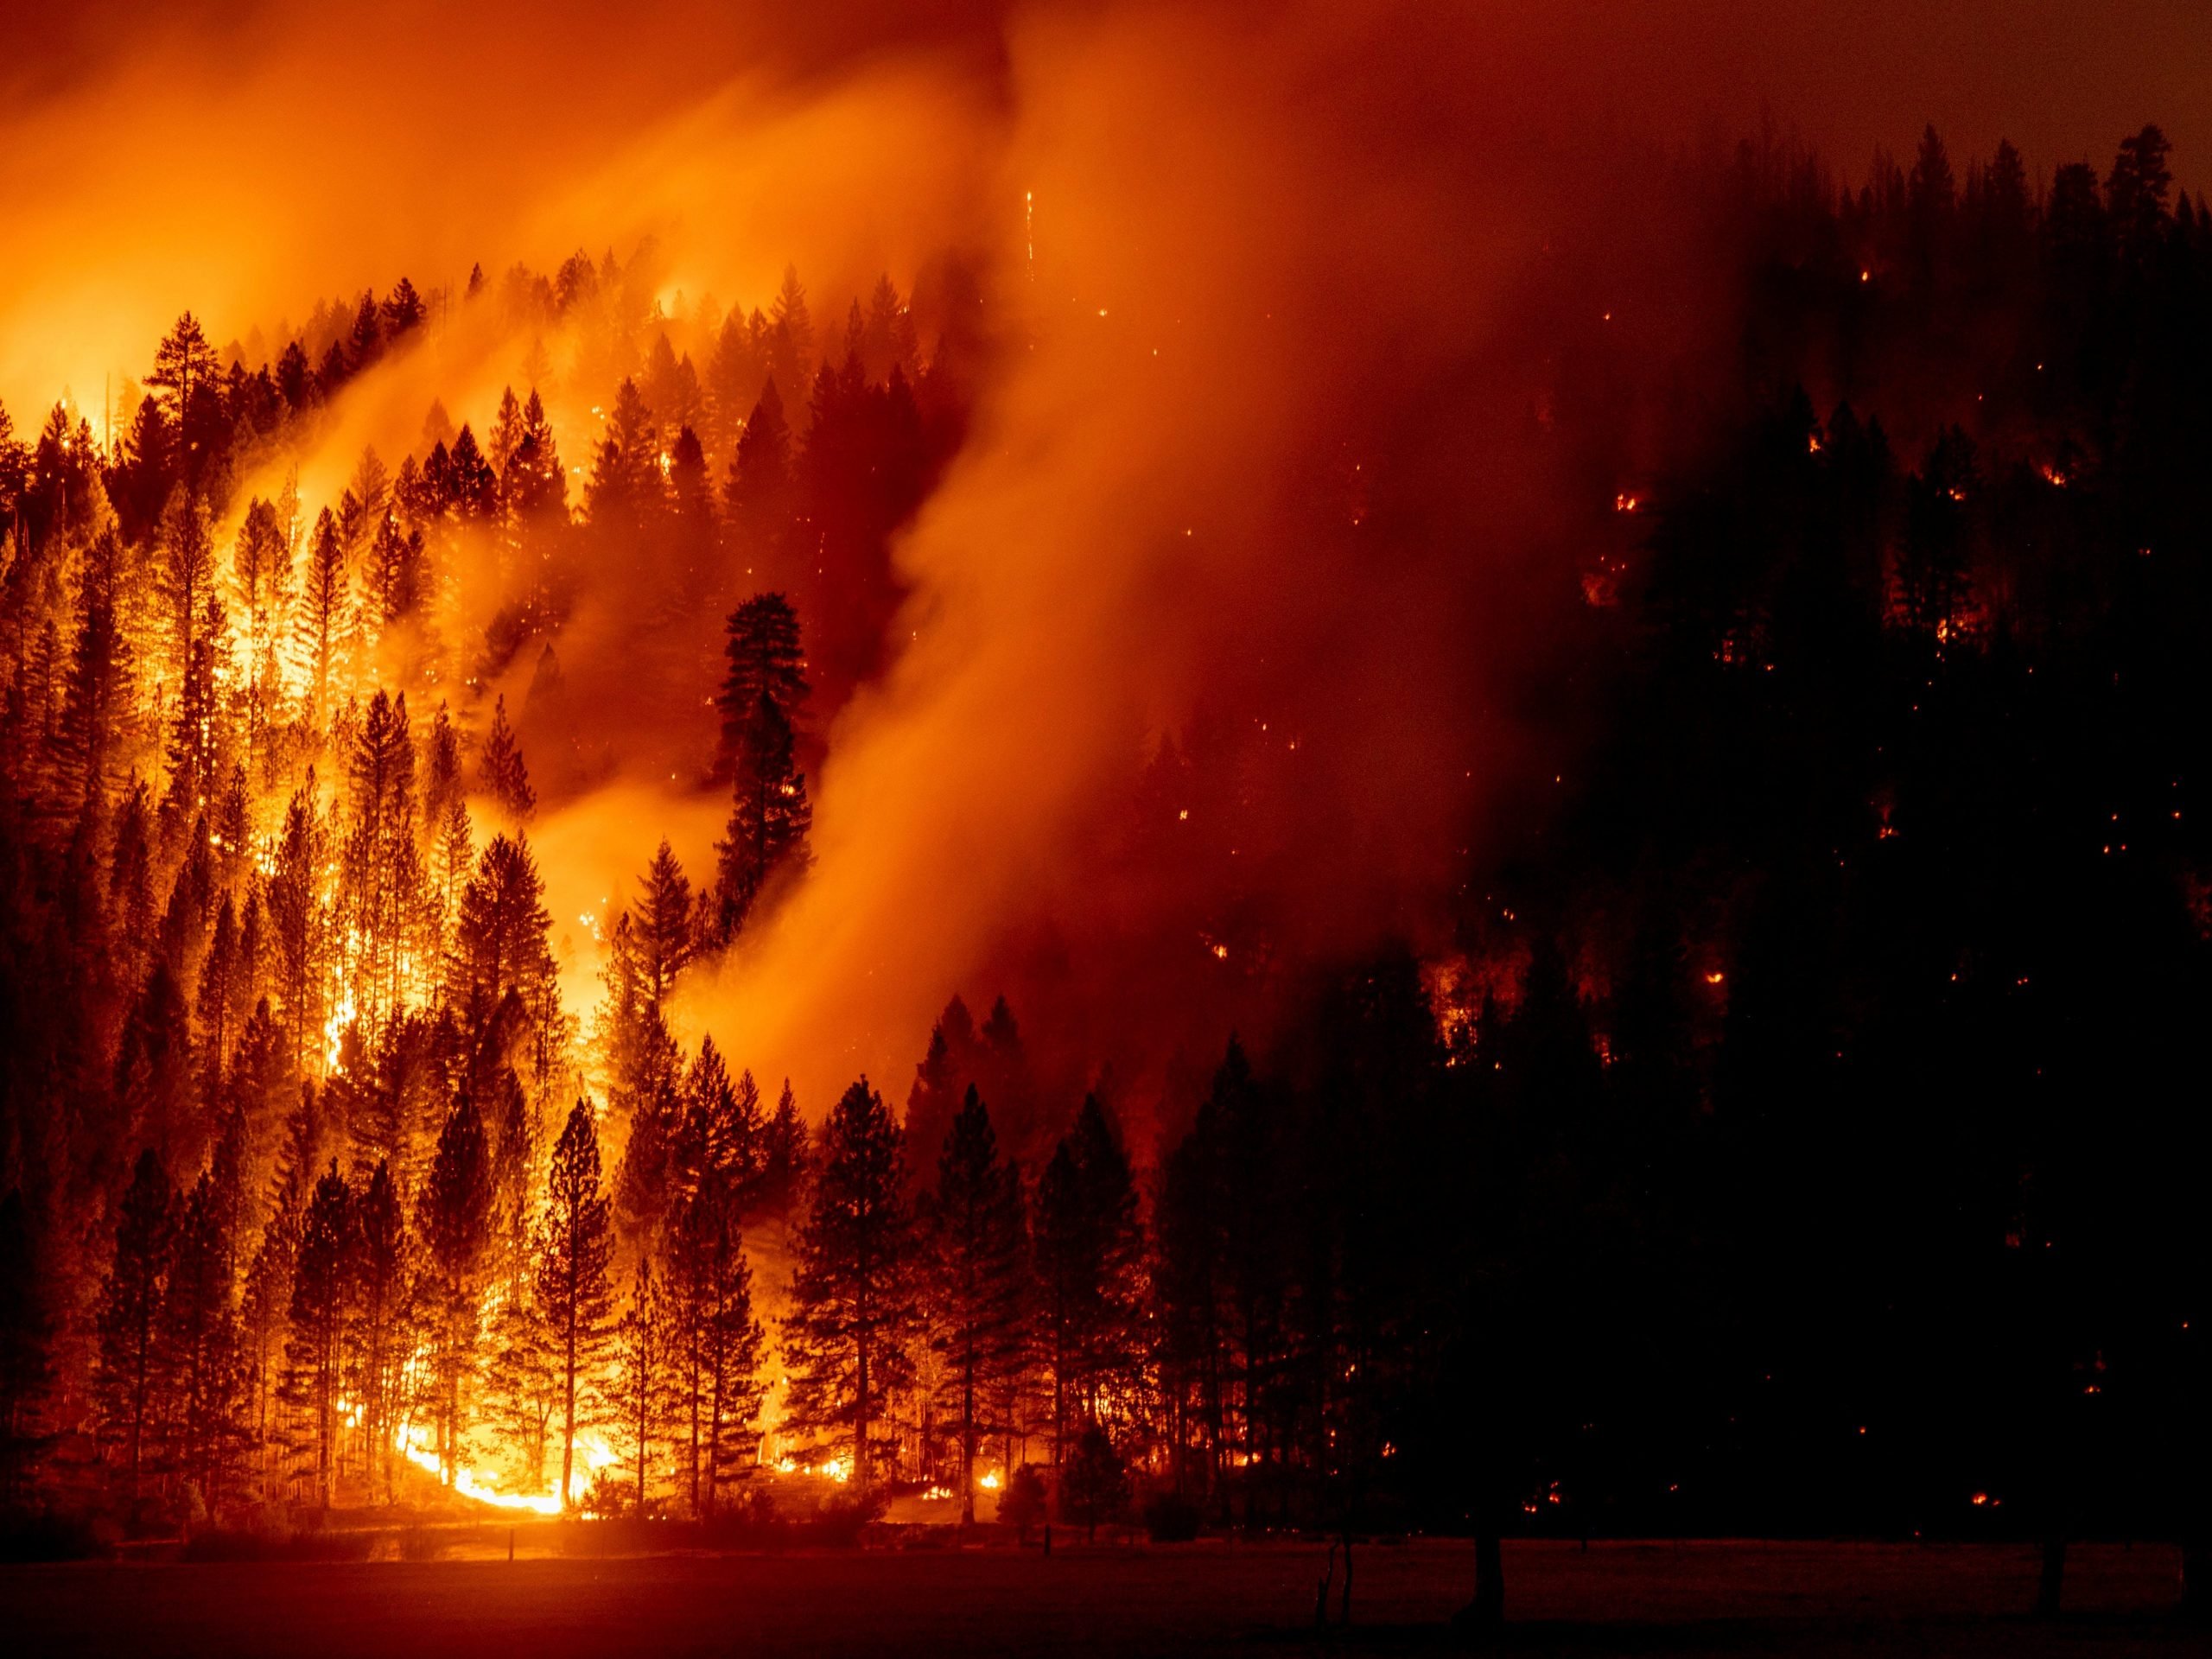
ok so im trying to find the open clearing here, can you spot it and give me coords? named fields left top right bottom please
left=0, top=1539, right=2196, bottom=1657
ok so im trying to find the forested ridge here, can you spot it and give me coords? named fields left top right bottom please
left=0, top=121, right=2207, bottom=1604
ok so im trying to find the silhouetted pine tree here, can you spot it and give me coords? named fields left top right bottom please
left=533, top=1100, right=613, bottom=1509
left=782, top=1078, right=917, bottom=1487
left=924, top=1086, right=1026, bottom=1522
left=1034, top=1094, right=1145, bottom=1463
left=476, top=695, right=535, bottom=822
left=282, top=1161, right=356, bottom=1510
left=713, top=688, right=810, bottom=939
left=416, top=1094, right=493, bottom=1481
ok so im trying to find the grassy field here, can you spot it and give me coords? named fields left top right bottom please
left=0, top=1538, right=2197, bottom=1657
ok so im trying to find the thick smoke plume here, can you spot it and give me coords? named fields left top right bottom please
left=6, top=0, right=2205, bottom=1131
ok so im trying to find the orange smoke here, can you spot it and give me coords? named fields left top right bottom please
left=6, top=0, right=2206, bottom=1122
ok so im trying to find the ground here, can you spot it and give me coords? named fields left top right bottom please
left=0, top=1539, right=2199, bottom=1657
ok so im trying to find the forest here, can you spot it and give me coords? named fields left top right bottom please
left=0, top=117, right=2208, bottom=1624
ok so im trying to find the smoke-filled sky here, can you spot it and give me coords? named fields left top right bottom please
left=5, top=0, right=2206, bottom=1127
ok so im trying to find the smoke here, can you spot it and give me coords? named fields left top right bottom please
left=6, top=0, right=2205, bottom=1129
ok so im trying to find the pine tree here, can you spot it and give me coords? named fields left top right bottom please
left=925, top=1086, right=1026, bottom=1521
left=161, top=1166, right=244, bottom=1514
left=239, top=1211, right=296, bottom=1504
left=113, top=959, right=195, bottom=1168
left=347, top=690, right=419, bottom=1021
left=296, top=508, right=351, bottom=725
left=713, top=687, right=810, bottom=939
left=266, top=785, right=328, bottom=1073
left=146, top=313, right=224, bottom=484
left=351, top=1160, right=410, bottom=1503
left=715, top=593, right=809, bottom=780
left=611, top=1253, right=670, bottom=1516
left=586, top=378, right=664, bottom=537
left=283, top=1161, right=357, bottom=1510
left=533, top=1100, right=614, bottom=1510
left=782, top=1078, right=916, bottom=1487
left=95, top=1150, right=174, bottom=1503
left=760, top=1080, right=809, bottom=1219
left=423, top=701, right=463, bottom=830
left=448, top=832, right=560, bottom=1065
left=723, top=381, right=795, bottom=571
left=664, top=1172, right=764, bottom=1516
left=633, top=840, right=696, bottom=1012
left=487, top=387, right=525, bottom=475
left=769, top=266, right=815, bottom=381
left=48, top=528, right=127, bottom=814
left=477, top=694, right=535, bottom=822
left=155, top=492, right=217, bottom=770
left=416, top=1093, right=494, bottom=1481
left=1034, top=1095, right=1145, bottom=1460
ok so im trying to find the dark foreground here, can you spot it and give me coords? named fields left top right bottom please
left=0, top=1539, right=2197, bottom=1657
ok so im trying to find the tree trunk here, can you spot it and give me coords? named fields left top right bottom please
left=2037, top=1536, right=2065, bottom=1618
left=560, top=1329, right=577, bottom=1510
left=1455, top=1534, right=1504, bottom=1633
left=2182, top=1538, right=2211, bottom=1622
left=855, top=1336, right=871, bottom=1489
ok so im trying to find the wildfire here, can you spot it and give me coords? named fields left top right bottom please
left=393, top=1423, right=618, bottom=1515
left=979, top=1471, right=1002, bottom=1491
left=398, top=1426, right=560, bottom=1515
left=323, top=983, right=358, bottom=1075
left=1614, top=492, right=1640, bottom=513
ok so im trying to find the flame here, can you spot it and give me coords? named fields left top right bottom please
left=399, top=1424, right=561, bottom=1515
left=323, top=983, right=358, bottom=1075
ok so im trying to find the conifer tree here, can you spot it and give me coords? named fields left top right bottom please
left=296, top=507, right=351, bottom=725
left=266, top=785, right=328, bottom=1072
left=714, top=687, right=810, bottom=939
left=1034, top=1094, right=1145, bottom=1460
left=925, top=1086, right=1027, bottom=1521
left=423, top=701, right=462, bottom=830
left=351, top=1160, right=410, bottom=1503
left=283, top=1162, right=357, bottom=1510
left=448, top=832, right=556, bottom=1039
left=715, top=593, right=809, bottom=779
left=760, top=1080, right=809, bottom=1219
left=633, top=839, right=696, bottom=1012
left=611, top=1253, right=670, bottom=1516
left=416, top=1093, right=494, bottom=1480
left=160, top=1166, right=244, bottom=1511
left=95, top=1150, right=174, bottom=1503
left=770, top=266, right=815, bottom=382
left=782, top=1078, right=916, bottom=1487
left=533, top=1100, right=614, bottom=1510
left=665, top=1169, right=764, bottom=1516
left=477, top=694, right=535, bottom=822
left=723, top=379, right=795, bottom=569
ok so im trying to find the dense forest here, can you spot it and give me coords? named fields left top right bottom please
left=0, top=119, right=2208, bottom=1615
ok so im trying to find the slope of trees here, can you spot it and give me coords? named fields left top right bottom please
left=0, top=125, right=2205, bottom=1599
